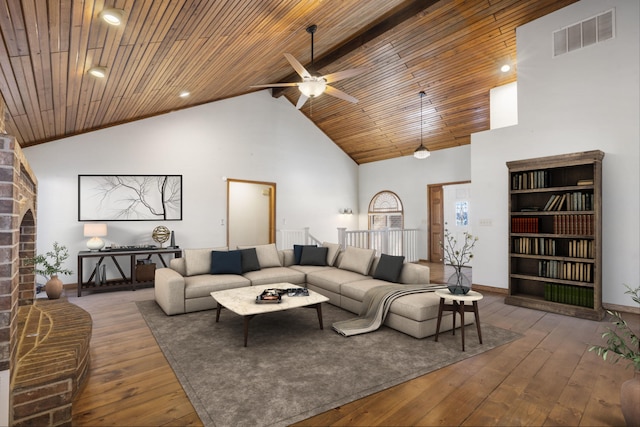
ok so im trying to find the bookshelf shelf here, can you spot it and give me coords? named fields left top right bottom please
left=506, top=150, right=604, bottom=320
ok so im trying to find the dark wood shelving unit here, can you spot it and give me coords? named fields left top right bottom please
left=505, top=150, right=604, bottom=320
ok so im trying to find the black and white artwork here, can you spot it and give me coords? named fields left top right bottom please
left=78, top=175, right=182, bottom=221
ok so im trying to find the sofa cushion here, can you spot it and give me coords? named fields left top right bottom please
left=184, top=274, right=250, bottom=299
left=210, top=250, right=243, bottom=275
left=338, top=246, right=375, bottom=275
left=289, top=265, right=336, bottom=275
left=306, top=268, right=368, bottom=295
left=322, top=242, right=341, bottom=266
left=373, top=254, right=405, bottom=283
left=341, top=278, right=390, bottom=303
left=243, top=267, right=305, bottom=286
left=184, top=247, right=228, bottom=276
left=300, top=246, right=328, bottom=266
left=238, top=243, right=282, bottom=268
left=388, top=291, right=442, bottom=322
left=293, top=244, right=316, bottom=264
left=240, top=248, right=261, bottom=273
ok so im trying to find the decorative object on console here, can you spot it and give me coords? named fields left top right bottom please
left=589, top=284, right=640, bottom=427
left=152, top=225, right=171, bottom=247
left=26, top=242, right=73, bottom=299
left=413, top=91, right=431, bottom=159
left=84, top=223, right=107, bottom=251
left=78, top=175, right=182, bottom=221
left=441, top=224, right=478, bottom=295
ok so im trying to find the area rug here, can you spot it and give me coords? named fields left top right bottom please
left=137, top=300, right=520, bottom=427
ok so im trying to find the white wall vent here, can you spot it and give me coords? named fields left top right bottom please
left=553, top=9, right=614, bottom=57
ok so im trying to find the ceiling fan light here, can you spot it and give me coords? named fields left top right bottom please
left=88, top=66, right=107, bottom=78
left=414, top=145, right=430, bottom=159
left=100, top=8, right=124, bottom=25
left=299, top=79, right=326, bottom=97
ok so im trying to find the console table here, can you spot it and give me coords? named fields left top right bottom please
left=77, top=248, right=182, bottom=296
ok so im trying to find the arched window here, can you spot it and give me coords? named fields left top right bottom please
left=368, top=191, right=404, bottom=230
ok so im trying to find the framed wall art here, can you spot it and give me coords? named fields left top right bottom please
left=78, top=175, right=182, bottom=221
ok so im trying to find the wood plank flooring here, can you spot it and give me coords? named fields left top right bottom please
left=68, top=263, right=638, bottom=426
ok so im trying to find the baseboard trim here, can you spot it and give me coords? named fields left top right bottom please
left=471, top=283, right=508, bottom=295
left=603, top=302, right=640, bottom=315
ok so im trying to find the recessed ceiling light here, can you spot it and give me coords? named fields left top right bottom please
left=179, top=91, right=190, bottom=98
left=100, top=8, right=125, bottom=26
left=88, top=66, right=107, bottom=78
left=501, top=64, right=511, bottom=73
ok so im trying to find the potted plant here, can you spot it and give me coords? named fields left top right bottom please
left=27, top=241, right=73, bottom=299
left=440, top=225, right=478, bottom=294
left=589, top=284, right=640, bottom=427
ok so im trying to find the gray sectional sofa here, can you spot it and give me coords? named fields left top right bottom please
left=154, top=242, right=471, bottom=338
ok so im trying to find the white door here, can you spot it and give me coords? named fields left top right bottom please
left=442, top=183, right=473, bottom=267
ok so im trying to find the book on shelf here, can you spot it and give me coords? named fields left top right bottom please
left=577, top=179, right=594, bottom=185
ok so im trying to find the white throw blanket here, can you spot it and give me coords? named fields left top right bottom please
left=332, top=284, right=446, bottom=336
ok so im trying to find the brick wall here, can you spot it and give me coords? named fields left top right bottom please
left=0, top=130, right=39, bottom=423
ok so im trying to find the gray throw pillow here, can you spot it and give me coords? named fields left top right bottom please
left=373, top=253, right=405, bottom=283
left=300, top=246, right=328, bottom=266
left=240, top=248, right=261, bottom=273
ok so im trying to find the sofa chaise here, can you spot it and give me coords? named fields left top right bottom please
left=154, top=243, right=472, bottom=338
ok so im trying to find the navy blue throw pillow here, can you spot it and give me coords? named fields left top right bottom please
left=373, top=253, right=405, bottom=283
left=240, top=248, right=261, bottom=273
left=293, top=244, right=317, bottom=264
left=300, top=246, right=328, bottom=266
left=210, top=250, right=243, bottom=275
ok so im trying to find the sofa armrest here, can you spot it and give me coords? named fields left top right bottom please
left=399, top=262, right=430, bottom=284
left=154, top=267, right=187, bottom=315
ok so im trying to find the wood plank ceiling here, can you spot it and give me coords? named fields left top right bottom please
left=0, top=0, right=578, bottom=164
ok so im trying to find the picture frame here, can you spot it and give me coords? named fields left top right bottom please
left=78, top=175, right=182, bottom=221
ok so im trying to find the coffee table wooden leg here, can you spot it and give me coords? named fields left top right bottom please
left=216, top=303, right=222, bottom=322
left=315, top=303, right=324, bottom=330
left=473, top=301, right=483, bottom=344
left=243, top=315, right=255, bottom=347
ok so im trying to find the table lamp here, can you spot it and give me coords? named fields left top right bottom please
left=84, top=223, right=107, bottom=251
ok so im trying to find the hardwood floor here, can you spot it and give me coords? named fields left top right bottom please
left=68, top=263, right=638, bottom=426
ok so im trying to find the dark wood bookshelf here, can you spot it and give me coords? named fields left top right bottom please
left=505, top=150, right=604, bottom=320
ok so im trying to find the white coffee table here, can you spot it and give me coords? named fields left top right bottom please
left=211, top=283, right=329, bottom=347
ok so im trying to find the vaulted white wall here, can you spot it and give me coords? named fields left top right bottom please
left=24, top=91, right=359, bottom=283
left=471, top=0, right=639, bottom=306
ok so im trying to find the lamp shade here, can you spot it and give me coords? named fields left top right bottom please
left=84, top=223, right=107, bottom=237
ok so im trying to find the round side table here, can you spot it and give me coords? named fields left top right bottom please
left=434, top=289, right=483, bottom=351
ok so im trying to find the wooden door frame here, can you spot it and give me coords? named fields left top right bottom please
left=427, top=180, right=470, bottom=262
left=226, top=178, right=276, bottom=245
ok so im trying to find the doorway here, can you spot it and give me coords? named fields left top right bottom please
left=227, top=179, right=276, bottom=248
left=427, top=181, right=471, bottom=263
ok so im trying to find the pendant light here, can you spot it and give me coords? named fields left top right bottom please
left=413, top=91, right=431, bottom=159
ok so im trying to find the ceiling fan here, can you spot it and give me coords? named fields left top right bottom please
left=251, top=25, right=367, bottom=109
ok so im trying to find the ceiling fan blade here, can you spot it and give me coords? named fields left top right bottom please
left=250, top=82, right=299, bottom=88
left=324, top=85, right=358, bottom=104
left=323, top=67, right=368, bottom=84
left=284, top=53, right=311, bottom=79
left=296, top=94, right=309, bottom=109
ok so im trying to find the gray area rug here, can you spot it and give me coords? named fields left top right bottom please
left=136, top=299, right=520, bottom=427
